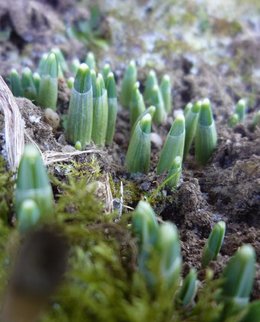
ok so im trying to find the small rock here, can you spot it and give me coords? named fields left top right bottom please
left=140, top=181, right=151, bottom=191
left=151, top=132, right=163, bottom=148
left=29, top=115, right=41, bottom=123
left=44, top=108, right=60, bottom=129
left=62, top=145, right=75, bottom=153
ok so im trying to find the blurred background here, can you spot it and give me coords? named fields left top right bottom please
left=0, top=0, right=260, bottom=110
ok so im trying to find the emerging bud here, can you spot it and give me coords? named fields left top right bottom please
left=66, top=63, right=93, bottom=148
left=131, top=105, right=156, bottom=137
left=38, top=52, right=58, bottom=109
left=21, top=67, right=37, bottom=101
left=105, top=72, right=118, bottom=145
left=130, top=82, right=146, bottom=127
left=183, top=100, right=201, bottom=160
left=71, top=58, right=81, bottom=75
left=228, top=113, right=239, bottom=128
left=184, top=102, right=193, bottom=117
left=126, top=113, right=152, bottom=173
left=132, top=200, right=158, bottom=248
left=15, top=144, right=54, bottom=218
left=32, top=72, right=41, bottom=94
left=102, top=63, right=112, bottom=82
left=9, top=69, right=23, bottom=97
left=165, top=156, right=182, bottom=189
left=51, top=48, right=68, bottom=77
left=157, top=115, right=185, bottom=174
left=18, top=199, right=40, bottom=234
left=160, top=74, right=172, bottom=114
left=75, top=141, right=82, bottom=151
left=92, top=73, right=108, bottom=146
left=144, top=70, right=158, bottom=104
left=201, top=221, right=226, bottom=268
left=156, top=222, right=182, bottom=288
left=38, top=53, right=48, bottom=74
left=150, top=84, right=166, bottom=124
left=120, top=60, right=137, bottom=108
left=67, top=77, right=75, bottom=89
left=221, top=244, right=256, bottom=307
left=177, top=268, right=198, bottom=307
left=235, top=99, right=247, bottom=122
left=195, top=98, right=217, bottom=165
left=85, top=52, right=96, bottom=70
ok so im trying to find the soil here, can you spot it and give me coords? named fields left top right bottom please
left=0, top=0, right=259, bottom=299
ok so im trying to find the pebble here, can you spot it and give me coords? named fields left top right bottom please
left=151, top=132, right=163, bottom=148
left=140, top=181, right=151, bottom=191
left=44, top=108, right=60, bottom=129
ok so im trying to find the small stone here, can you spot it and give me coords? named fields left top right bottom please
left=140, top=181, right=151, bottom=191
left=29, top=115, right=41, bottom=123
left=151, top=132, right=163, bottom=148
left=44, top=108, right=60, bottom=129
left=62, top=145, right=75, bottom=153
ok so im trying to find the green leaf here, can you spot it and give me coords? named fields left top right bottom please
left=18, top=199, right=41, bottom=233
left=157, top=115, right=185, bottom=174
left=184, top=100, right=201, bottom=159
left=105, top=72, right=118, bottom=145
left=120, top=60, right=137, bottom=108
left=177, top=268, right=197, bottom=307
left=92, top=74, right=108, bottom=146
left=235, top=99, right=247, bottom=122
left=160, top=74, right=172, bottom=114
left=9, top=69, right=23, bottom=97
left=221, top=245, right=256, bottom=307
left=195, top=98, right=217, bottom=165
left=38, top=52, right=59, bottom=109
left=15, top=145, right=54, bottom=218
left=130, top=82, right=146, bottom=128
left=201, top=221, right=226, bottom=268
left=66, top=64, right=93, bottom=148
left=126, top=113, right=152, bottom=173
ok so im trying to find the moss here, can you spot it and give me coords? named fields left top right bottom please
left=0, top=220, right=11, bottom=310
left=0, top=157, right=14, bottom=224
left=0, top=169, right=257, bottom=322
left=54, top=176, right=104, bottom=226
left=38, top=214, right=245, bottom=322
left=56, top=157, right=102, bottom=182
left=113, top=179, right=142, bottom=206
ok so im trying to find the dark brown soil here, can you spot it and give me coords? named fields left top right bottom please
left=0, top=0, right=259, bottom=299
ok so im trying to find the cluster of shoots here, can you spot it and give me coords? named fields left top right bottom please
left=9, top=50, right=118, bottom=148
left=126, top=97, right=217, bottom=190
left=9, top=51, right=218, bottom=174
left=228, top=99, right=247, bottom=127
left=132, top=201, right=182, bottom=293
left=120, top=61, right=172, bottom=125
left=132, top=201, right=257, bottom=316
left=66, top=62, right=117, bottom=149
left=9, top=50, right=63, bottom=109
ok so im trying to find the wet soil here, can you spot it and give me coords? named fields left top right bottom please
left=0, top=0, right=259, bottom=298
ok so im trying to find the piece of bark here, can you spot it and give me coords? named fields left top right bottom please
left=0, top=76, right=24, bottom=170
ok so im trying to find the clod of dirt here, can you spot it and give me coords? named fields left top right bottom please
left=16, top=97, right=61, bottom=152
left=0, top=0, right=64, bottom=45
left=201, top=133, right=260, bottom=222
